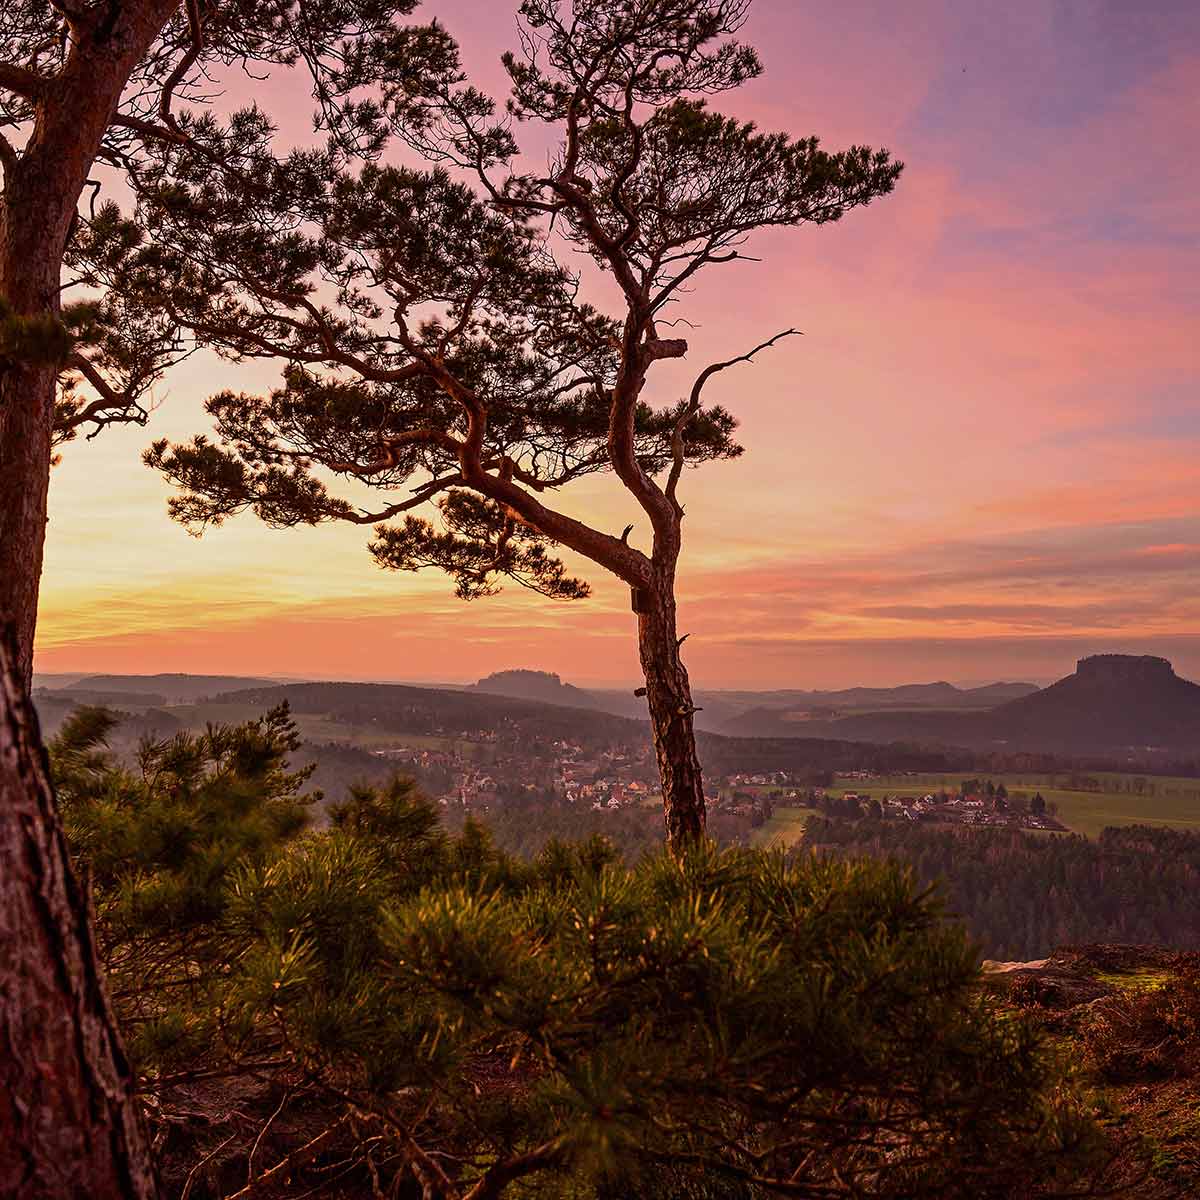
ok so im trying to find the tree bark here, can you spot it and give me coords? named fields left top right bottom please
left=0, top=0, right=181, bottom=686
left=0, top=628, right=158, bottom=1199
left=637, top=576, right=706, bottom=853
left=0, top=249, right=58, bottom=691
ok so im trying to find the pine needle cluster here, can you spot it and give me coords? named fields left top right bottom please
left=50, top=707, right=1103, bottom=1198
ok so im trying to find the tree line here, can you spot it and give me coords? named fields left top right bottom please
left=805, top=819, right=1200, bottom=961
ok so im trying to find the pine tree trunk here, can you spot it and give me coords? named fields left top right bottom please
left=637, top=580, right=706, bottom=853
left=0, top=249, right=57, bottom=691
left=0, top=0, right=179, bottom=686
left=0, top=629, right=157, bottom=1199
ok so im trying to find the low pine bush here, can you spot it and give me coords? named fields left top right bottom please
left=54, top=707, right=1102, bottom=1198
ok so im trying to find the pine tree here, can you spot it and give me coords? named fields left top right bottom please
left=0, top=634, right=155, bottom=1198
left=1, top=14, right=452, bottom=1187
left=126, top=0, right=902, bottom=852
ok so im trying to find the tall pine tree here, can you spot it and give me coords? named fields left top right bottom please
left=132, top=0, right=902, bottom=852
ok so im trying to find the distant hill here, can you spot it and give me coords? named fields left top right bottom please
left=473, top=669, right=599, bottom=710
left=758, top=680, right=1038, bottom=711
left=56, top=673, right=282, bottom=704
left=33, top=687, right=169, bottom=708
left=32, top=672, right=92, bottom=690
left=37, top=660, right=1196, bottom=761
left=210, top=680, right=982, bottom=776
left=721, top=680, right=1039, bottom=737
left=723, top=656, right=1200, bottom=757
left=469, top=674, right=1040, bottom=733
left=986, top=655, right=1200, bottom=753
left=214, top=680, right=640, bottom=748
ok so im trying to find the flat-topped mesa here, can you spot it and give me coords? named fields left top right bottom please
left=1074, top=654, right=1177, bottom=686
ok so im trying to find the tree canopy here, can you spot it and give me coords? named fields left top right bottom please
left=2, top=0, right=457, bottom=442
left=86, top=0, right=900, bottom=849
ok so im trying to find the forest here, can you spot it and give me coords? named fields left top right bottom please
left=805, top=820, right=1200, bottom=961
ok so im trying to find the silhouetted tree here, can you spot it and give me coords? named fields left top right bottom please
left=138, top=0, right=901, bottom=851
left=0, top=0, right=451, bottom=686
left=1, top=10, right=448, bottom=1192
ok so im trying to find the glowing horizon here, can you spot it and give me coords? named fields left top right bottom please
left=35, top=0, right=1200, bottom=690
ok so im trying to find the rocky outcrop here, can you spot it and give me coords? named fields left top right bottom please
left=1074, top=655, right=1177, bottom=687
left=983, top=944, right=1199, bottom=1010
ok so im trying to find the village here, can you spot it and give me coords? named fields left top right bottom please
left=368, top=737, right=1069, bottom=835
left=815, top=782, right=1070, bottom=832
left=370, top=736, right=786, bottom=824
left=371, top=736, right=664, bottom=812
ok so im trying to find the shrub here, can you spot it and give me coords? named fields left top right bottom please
left=1082, top=966, right=1200, bottom=1082
left=55, top=710, right=1101, bottom=1198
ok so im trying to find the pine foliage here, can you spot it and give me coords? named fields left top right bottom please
left=53, top=709, right=1101, bottom=1198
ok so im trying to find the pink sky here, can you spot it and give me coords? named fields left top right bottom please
left=35, top=0, right=1200, bottom=688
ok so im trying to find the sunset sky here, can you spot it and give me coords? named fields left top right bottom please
left=35, top=0, right=1200, bottom=689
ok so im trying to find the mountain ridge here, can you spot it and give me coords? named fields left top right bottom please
left=722, top=655, right=1200, bottom=755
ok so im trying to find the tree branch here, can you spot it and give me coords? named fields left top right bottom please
left=59, top=354, right=152, bottom=440
left=462, top=1138, right=566, bottom=1200
left=666, top=328, right=800, bottom=505
left=0, top=62, right=51, bottom=101
left=158, top=0, right=205, bottom=135
left=223, top=1114, right=350, bottom=1200
left=344, top=474, right=465, bottom=525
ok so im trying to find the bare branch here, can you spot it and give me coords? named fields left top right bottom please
left=666, top=327, right=800, bottom=505
left=687, top=328, right=801, bottom=411
left=157, top=0, right=205, bottom=135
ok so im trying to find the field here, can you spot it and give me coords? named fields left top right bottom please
left=751, top=806, right=817, bottom=848
left=830, top=773, right=1200, bottom=838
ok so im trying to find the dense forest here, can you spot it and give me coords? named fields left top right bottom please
left=806, top=820, right=1200, bottom=960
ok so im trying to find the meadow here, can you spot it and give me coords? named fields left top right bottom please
left=830, top=773, right=1200, bottom=838
left=751, top=806, right=817, bottom=847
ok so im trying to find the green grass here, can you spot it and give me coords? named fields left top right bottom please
left=1095, top=969, right=1174, bottom=993
left=751, top=806, right=816, bottom=848
left=830, top=773, right=1200, bottom=838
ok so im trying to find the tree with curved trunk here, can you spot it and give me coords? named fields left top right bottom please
left=135, top=0, right=901, bottom=853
